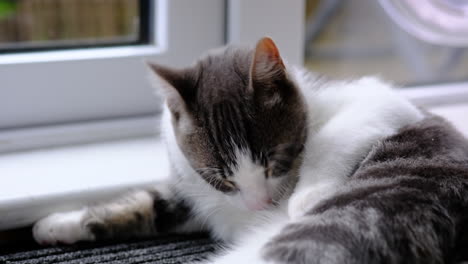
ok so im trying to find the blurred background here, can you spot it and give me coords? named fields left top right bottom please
left=0, top=0, right=467, bottom=235
left=1, top=0, right=467, bottom=85
left=305, top=0, right=468, bottom=85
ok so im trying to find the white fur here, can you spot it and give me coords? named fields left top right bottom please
left=229, top=148, right=275, bottom=211
left=200, top=211, right=290, bottom=264
left=33, top=190, right=155, bottom=245
left=33, top=208, right=93, bottom=245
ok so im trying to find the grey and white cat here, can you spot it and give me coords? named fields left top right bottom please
left=33, top=38, right=468, bottom=264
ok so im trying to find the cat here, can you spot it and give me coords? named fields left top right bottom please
left=32, top=37, right=468, bottom=264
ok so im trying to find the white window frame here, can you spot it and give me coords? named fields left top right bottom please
left=0, top=0, right=225, bottom=153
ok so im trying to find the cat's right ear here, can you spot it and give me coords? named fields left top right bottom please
left=147, top=63, right=193, bottom=119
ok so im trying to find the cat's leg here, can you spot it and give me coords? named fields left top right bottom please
left=33, top=184, right=199, bottom=245
left=265, top=184, right=456, bottom=264
left=287, top=179, right=341, bottom=220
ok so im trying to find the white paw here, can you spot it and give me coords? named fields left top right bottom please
left=288, top=182, right=338, bottom=220
left=33, top=209, right=94, bottom=245
left=288, top=189, right=318, bottom=220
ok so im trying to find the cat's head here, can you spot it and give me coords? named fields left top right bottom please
left=149, top=37, right=307, bottom=211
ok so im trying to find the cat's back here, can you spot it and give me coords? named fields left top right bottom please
left=265, top=116, right=468, bottom=264
left=355, top=115, right=468, bottom=182
left=350, top=115, right=468, bottom=223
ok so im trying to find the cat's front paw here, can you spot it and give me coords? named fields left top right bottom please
left=288, top=189, right=318, bottom=220
left=33, top=209, right=94, bottom=245
left=288, top=182, right=338, bottom=220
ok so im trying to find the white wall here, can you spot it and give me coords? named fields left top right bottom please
left=429, top=104, right=468, bottom=136
left=227, top=0, right=305, bottom=65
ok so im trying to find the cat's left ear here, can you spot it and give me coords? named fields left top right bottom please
left=250, top=37, right=293, bottom=106
left=250, top=37, right=286, bottom=86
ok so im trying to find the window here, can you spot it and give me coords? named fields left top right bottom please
left=0, top=0, right=149, bottom=53
left=304, top=0, right=468, bottom=86
left=0, top=0, right=225, bottom=153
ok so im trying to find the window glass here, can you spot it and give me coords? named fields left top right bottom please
left=304, top=0, right=468, bottom=86
left=0, top=0, right=147, bottom=53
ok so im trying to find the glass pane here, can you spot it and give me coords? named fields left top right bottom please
left=0, top=0, right=145, bottom=52
left=304, top=0, right=468, bottom=86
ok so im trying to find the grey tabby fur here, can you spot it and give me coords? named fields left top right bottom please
left=264, top=116, right=468, bottom=264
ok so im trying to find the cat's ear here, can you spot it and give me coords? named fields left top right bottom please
left=249, top=37, right=290, bottom=106
left=147, top=62, right=194, bottom=118
left=250, top=37, right=286, bottom=86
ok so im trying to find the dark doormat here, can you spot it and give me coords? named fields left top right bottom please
left=0, top=233, right=217, bottom=264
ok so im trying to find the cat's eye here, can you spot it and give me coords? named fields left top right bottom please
left=223, top=180, right=239, bottom=193
left=171, top=111, right=181, bottom=122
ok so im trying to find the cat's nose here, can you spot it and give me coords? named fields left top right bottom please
left=246, top=197, right=272, bottom=211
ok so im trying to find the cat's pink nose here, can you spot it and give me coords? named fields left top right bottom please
left=246, top=197, right=272, bottom=211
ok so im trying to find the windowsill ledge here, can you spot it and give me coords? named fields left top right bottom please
left=0, top=137, right=169, bottom=230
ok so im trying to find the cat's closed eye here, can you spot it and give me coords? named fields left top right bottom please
left=223, top=180, right=238, bottom=193
left=172, top=111, right=180, bottom=121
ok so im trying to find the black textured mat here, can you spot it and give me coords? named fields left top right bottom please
left=0, top=234, right=217, bottom=264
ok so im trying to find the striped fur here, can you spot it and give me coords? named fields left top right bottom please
left=263, top=116, right=468, bottom=264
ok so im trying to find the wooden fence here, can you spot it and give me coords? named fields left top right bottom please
left=0, top=0, right=138, bottom=46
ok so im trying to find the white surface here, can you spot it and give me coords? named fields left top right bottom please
left=0, top=115, right=159, bottom=153
left=430, top=103, right=468, bottom=136
left=398, top=82, right=468, bottom=107
left=227, top=0, right=305, bottom=65
left=1, top=0, right=225, bottom=130
left=0, top=45, right=164, bottom=65
left=0, top=137, right=169, bottom=230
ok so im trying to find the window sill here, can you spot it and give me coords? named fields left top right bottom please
left=0, top=45, right=163, bottom=65
left=0, top=137, right=169, bottom=231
